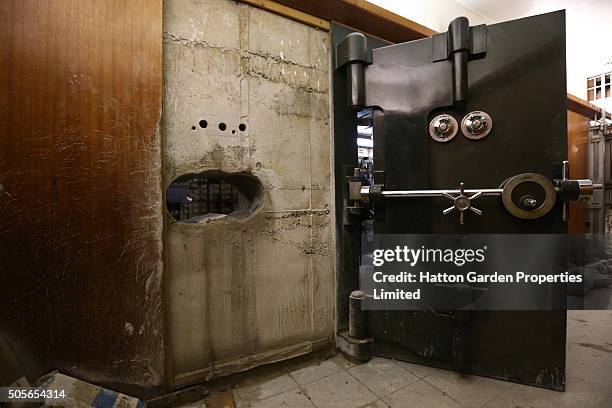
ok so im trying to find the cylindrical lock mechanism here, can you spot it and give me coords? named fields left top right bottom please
left=555, top=178, right=595, bottom=202
left=429, top=114, right=459, bottom=142
left=461, top=111, right=493, bottom=140
left=500, top=173, right=556, bottom=219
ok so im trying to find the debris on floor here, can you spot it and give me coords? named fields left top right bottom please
left=38, top=372, right=145, bottom=407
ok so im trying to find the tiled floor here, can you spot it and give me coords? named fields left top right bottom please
left=190, top=310, right=612, bottom=408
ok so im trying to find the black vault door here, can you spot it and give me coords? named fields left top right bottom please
left=334, top=12, right=568, bottom=390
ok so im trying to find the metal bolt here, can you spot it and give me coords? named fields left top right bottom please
left=454, top=196, right=471, bottom=211
left=521, top=196, right=538, bottom=209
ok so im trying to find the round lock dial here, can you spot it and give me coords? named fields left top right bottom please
left=429, top=114, right=458, bottom=142
left=461, top=111, right=493, bottom=140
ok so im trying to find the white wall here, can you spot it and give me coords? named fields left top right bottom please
left=372, top=0, right=612, bottom=102
left=369, top=0, right=493, bottom=33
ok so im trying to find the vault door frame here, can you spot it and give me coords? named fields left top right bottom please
left=332, top=12, right=568, bottom=391
left=332, top=23, right=391, bottom=333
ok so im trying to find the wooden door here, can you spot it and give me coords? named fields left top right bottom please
left=0, top=0, right=165, bottom=394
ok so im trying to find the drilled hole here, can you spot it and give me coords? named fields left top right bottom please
left=232, top=130, right=236, bottom=134
left=239, top=123, right=247, bottom=131
left=219, top=122, right=227, bottom=131
left=199, top=120, right=208, bottom=128
left=166, top=171, right=263, bottom=223
left=191, top=126, right=197, bottom=131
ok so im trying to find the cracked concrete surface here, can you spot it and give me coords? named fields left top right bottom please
left=162, top=0, right=334, bottom=382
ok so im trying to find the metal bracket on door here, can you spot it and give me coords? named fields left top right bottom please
left=350, top=165, right=601, bottom=225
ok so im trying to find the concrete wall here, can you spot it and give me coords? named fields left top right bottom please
left=163, top=0, right=334, bottom=383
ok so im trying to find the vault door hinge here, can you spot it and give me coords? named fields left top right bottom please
left=432, top=17, right=487, bottom=105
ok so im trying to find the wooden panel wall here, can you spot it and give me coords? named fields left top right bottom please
left=0, top=0, right=164, bottom=395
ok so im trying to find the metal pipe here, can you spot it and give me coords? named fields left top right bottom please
left=361, top=186, right=503, bottom=198
left=361, top=180, right=600, bottom=201
left=349, top=290, right=368, bottom=340
left=561, top=160, right=570, bottom=222
left=384, top=189, right=502, bottom=197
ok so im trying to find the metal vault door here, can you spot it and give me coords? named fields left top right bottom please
left=333, top=12, right=571, bottom=390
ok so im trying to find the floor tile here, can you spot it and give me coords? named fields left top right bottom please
left=221, top=311, right=612, bottom=407
left=566, top=337, right=612, bottom=388
left=303, top=370, right=378, bottom=408
left=175, top=402, right=208, bottom=408
left=423, top=369, right=511, bottom=407
left=384, top=380, right=460, bottom=408
left=235, top=374, right=298, bottom=404
left=329, top=353, right=361, bottom=369
left=482, top=380, right=610, bottom=408
left=392, top=360, right=442, bottom=379
left=248, top=389, right=315, bottom=408
left=348, top=357, right=419, bottom=397
left=289, top=358, right=344, bottom=385
left=359, top=400, right=390, bottom=408
left=599, top=393, right=612, bottom=408
left=198, top=391, right=234, bottom=408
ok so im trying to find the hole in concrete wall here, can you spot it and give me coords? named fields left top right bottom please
left=232, top=130, right=236, bottom=134
left=191, top=125, right=197, bottom=131
left=199, top=120, right=208, bottom=128
left=166, top=171, right=263, bottom=223
left=239, top=123, right=247, bottom=131
left=218, top=122, right=227, bottom=131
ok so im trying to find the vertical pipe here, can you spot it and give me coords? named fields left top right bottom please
left=562, top=160, right=569, bottom=222
left=349, top=290, right=368, bottom=340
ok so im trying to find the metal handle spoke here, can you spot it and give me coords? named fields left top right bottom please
left=469, top=207, right=483, bottom=215
left=443, top=206, right=456, bottom=215
left=443, top=193, right=456, bottom=202
left=469, top=191, right=483, bottom=201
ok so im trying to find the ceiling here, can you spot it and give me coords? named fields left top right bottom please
left=456, top=0, right=596, bottom=22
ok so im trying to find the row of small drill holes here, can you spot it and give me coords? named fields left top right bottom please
left=192, top=120, right=246, bottom=134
